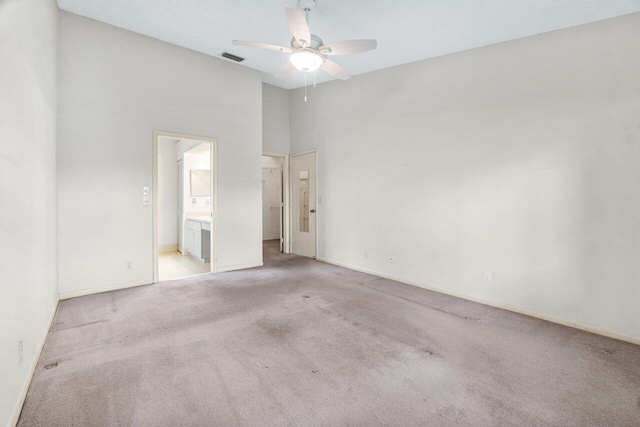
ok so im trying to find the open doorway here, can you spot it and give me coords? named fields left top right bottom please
left=153, top=131, right=218, bottom=282
left=262, top=155, right=284, bottom=252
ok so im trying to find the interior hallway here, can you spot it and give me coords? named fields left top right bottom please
left=19, top=241, right=640, bottom=426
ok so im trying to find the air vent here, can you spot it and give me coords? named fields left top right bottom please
left=221, top=52, right=245, bottom=62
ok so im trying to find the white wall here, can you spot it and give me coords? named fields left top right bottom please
left=58, top=11, right=263, bottom=297
left=158, top=138, right=178, bottom=251
left=0, top=0, right=59, bottom=424
left=290, top=13, right=640, bottom=340
left=262, top=83, right=290, bottom=154
left=262, top=156, right=282, bottom=240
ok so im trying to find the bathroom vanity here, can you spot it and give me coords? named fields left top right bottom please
left=184, top=217, right=211, bottom=262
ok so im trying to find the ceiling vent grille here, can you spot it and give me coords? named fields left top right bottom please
left=221, top=52, right=245, bottom=62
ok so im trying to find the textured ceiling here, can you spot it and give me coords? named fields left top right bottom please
left=57, top=0, right=640, bottom=90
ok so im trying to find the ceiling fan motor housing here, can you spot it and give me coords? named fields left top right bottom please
left=291, top=34, right=323, bottom=50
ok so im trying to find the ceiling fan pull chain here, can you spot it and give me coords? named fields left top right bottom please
left=313, top=69, right=316, bottom=88
left=304, top=72, right=307, bottom=102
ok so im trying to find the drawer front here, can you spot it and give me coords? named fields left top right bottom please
left=186, top=220, right=201, bottom=232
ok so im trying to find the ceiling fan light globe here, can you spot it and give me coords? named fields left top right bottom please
left=290, top=51, right=323, bottom=72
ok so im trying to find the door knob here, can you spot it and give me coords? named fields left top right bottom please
left=310, top=209, right=316, bottom=213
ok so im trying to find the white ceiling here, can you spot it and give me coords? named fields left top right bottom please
left=57, top=0, right=640, bottom=90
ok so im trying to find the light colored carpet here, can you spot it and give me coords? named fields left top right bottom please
left=19, top=241, right=640, bottom=426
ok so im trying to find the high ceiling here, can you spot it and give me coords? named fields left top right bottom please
left=57, top=0, right=640, bottom=90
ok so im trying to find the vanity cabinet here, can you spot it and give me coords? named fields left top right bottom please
left=185, top=219, right=210, bottom=262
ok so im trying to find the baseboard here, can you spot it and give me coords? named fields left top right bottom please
left=159, top=244, right=177, bottom=253
left=216, top=262, right=263, bottom=273
left=59, top=279, right=151, bottom=300
left=10, top=296, right=60, bottom=426
left=317, top=257, right=640, bottom=346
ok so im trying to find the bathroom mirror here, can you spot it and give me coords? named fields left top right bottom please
left=190, top=169, right=211, bottom=196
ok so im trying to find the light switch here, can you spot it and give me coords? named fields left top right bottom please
left=143, top=196, right=149, bottom=206
left=142, top=186, right=150, bottom=196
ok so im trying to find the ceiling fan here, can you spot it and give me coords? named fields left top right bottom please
left=232, top=0, right=377, bottom=82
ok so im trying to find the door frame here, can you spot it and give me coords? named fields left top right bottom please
left=289, top=149, right=318, bottom=258
left=263, top=152, right=291, bottom=254
left=153, top=130, right=219, bottom=282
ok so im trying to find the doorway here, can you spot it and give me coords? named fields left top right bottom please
left=153, top=131, right=218, bottom=282
left=262, top=155, right=284, bottom=252
left=290, top=150, right=316, bottom=258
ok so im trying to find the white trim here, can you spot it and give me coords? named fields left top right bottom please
left=317, top=257, right=640, bottom=346
left=59, top=280, right=150, bottom=300
left=290, top=149, right=317, bottom=158
left=158, top=244, right=178, bottom=253
left=153, top=131, right=219, bottom=282
left=10, top=296, right=60, bottom=426
left=216, top=262, right=264, bottom=272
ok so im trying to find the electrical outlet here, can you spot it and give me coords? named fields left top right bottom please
left=126, top=261, right=133, bottom=271
left=18, top=340, right=23, bottom=365
left=364, top=251, right=368, bottom=259
left=192, top=198, right=197, bottom=204
left=483, top=272, right=492, bottom=284
left=318, top=196, right=323, bottom=205
left=389, top=255, right=395, bottom=264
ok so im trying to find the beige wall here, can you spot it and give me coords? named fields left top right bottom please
left=290, top=13, right=640, bottom=340
left=57, top=12, right=263, bottom=297
left=0, top=0, right=59, bottom=424
left=262, top=83, right=290, bottom=154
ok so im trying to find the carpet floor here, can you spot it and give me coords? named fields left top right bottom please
left=19, top=241, right=640, bottom=426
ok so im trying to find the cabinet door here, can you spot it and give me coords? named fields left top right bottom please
left=193, top=231, right=202, bottom=258
left=186, top=229, right=193, bottom=255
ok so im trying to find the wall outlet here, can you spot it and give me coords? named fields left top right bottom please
left=364, top=251, right=368, bottom=259
left=18, top=340, right=23, bottom=365
left=483, top=272, right=492, bottom=284
left=318, top=196, right=323, bottom=205
left=192, top=198, right=197, bottom=204
left=389, top=255, right=395, bottom=264
left=126, top=261, right=133, bottom=271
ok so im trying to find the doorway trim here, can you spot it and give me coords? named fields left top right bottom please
left=263, top=152, right=290, bottom=254
left=289, top=149, right=318, bottom=258
left=153, top=130, right=219, bottom=283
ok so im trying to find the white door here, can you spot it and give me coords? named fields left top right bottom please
left=291, top=151, right=316, bottom=258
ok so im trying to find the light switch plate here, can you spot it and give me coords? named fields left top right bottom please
left=142, top=186, right=150, bottom=196
left=143, top=196, right=149, bottom=206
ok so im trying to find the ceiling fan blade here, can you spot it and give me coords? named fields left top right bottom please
left=285, top=8, right=311, bottom=47
left=320, top=59, right=352, bottom=81
left=321, top=39, right=377, bottom=55
left=275, top=61, right=296, bottom=78
left=232, top=40, right=292, bottom=53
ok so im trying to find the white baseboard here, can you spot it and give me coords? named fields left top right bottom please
left=317, top=257, right=640, bottom=346
left=216, top=262, right=263, bottom=273
left=159, top=244, right=177, bottom=253
left=10, top=296, right=60, bottom=426
left=59, top=279, right=151, bottom=300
